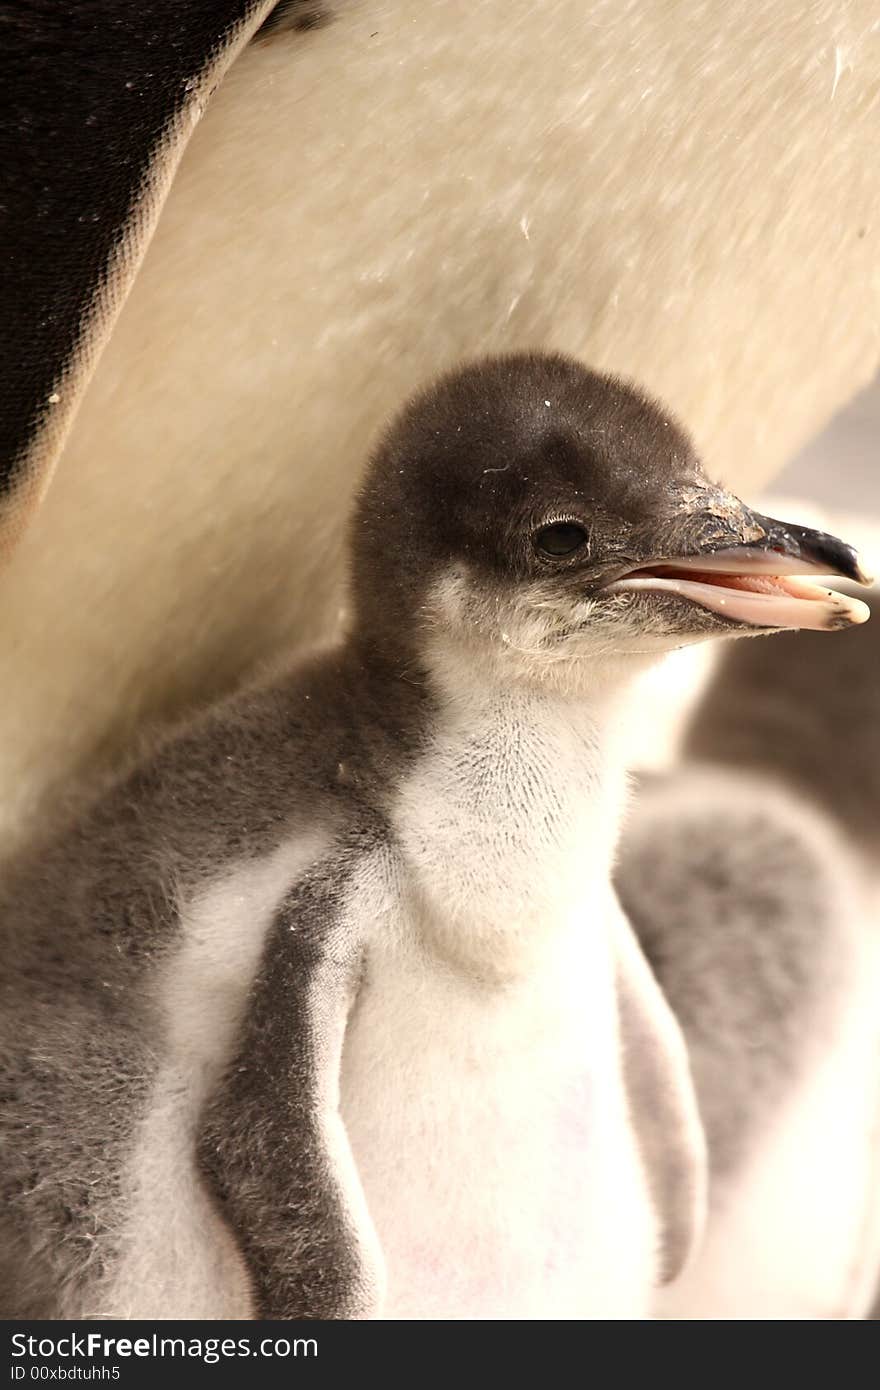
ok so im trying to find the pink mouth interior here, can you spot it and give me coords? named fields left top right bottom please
left=629, top=566, right=824, bottom=600
left=609, top=562, right=870, bottom=631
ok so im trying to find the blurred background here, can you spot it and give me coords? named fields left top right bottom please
left=780, top=373, right=880, bottom=535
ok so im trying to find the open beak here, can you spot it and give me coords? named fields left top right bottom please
left=605, top=507, right=872, bottom=632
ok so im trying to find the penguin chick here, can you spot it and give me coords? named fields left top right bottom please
left=0, top=353, right=869, bottom=1321
left=618, top=591, right=880, bottom=1319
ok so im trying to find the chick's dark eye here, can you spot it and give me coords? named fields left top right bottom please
left=534, top=522, right=589, bottom=558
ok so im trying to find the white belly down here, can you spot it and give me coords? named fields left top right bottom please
left=340, top=899, right=658, bottom=1320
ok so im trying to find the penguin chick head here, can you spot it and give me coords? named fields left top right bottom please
left=351, top=353, right=869, bottom=692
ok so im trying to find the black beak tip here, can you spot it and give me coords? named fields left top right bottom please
left=834, top=541, right=873, bottom=587
left=766, top=517, right=874, bottom=586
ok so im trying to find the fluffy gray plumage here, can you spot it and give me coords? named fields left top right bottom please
left=1, top=354, right=870, bottom=1318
